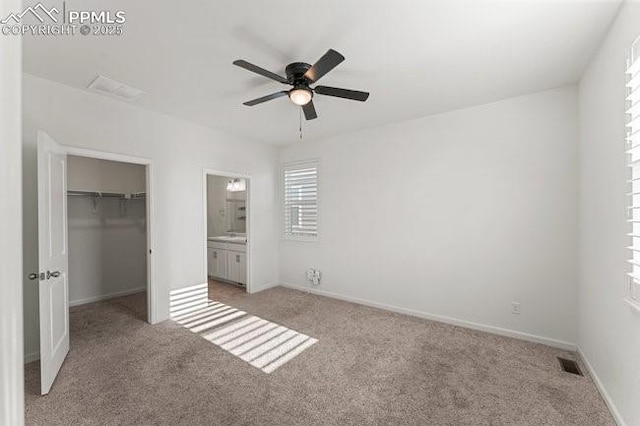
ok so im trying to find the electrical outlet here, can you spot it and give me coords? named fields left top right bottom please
left=511, top=302, right=521, bottom=315
left=306, top=269, right=321, bottom=285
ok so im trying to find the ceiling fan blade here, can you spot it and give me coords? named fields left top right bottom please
left=302, top=101, right=317, bottom=120
left=304, top=49, right=345, bottom=83
left=243, top=91, right=289, bottom=106
left=233, top=60, right=289, bottom=84
left=315, top=86, right=369, bottom=102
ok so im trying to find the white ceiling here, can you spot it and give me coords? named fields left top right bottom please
left=24, top=0, right=621, bottom=145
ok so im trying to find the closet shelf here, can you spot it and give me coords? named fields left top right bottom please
left=67, top=190, right=146, bottom=199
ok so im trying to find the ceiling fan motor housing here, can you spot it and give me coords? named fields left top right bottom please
left=285, top=62, right=312, bottom=86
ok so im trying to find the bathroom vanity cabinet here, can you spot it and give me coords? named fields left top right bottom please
left=207, top=240, right=246, bottom=286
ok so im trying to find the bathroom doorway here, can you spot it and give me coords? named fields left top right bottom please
left=204, top=170, right=250, bottom=298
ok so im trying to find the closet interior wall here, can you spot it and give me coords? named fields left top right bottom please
left=67, top=156, right=147, bottom=306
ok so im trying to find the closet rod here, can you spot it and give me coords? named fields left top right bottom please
left=67, top=190, right=146, bottom=199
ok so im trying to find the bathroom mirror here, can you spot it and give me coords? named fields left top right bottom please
left=225, top=198, right=246, bottom=233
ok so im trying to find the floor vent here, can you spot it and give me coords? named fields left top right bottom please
left=557, top=357, right=583, bottom=376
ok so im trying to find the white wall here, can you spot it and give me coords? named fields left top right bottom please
left=578, top=2, right=640, bottom=425
left=67, top=157, right=147, bottom=306
left=22, top=74, right=280, bottom=359
left=68, top=156, right=146, bottom=194
left=280, top=87, right=579, bottom=347
left=100, top=199, right=147, bottom=299
left=0, top=0, right=24, bottom=421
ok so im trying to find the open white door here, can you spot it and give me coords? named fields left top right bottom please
left=37, top=131, right=69, bottom=395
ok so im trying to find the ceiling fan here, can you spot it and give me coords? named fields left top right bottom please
left=233, top=49, right=369, bottom=120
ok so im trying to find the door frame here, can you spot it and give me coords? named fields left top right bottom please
left=202, top=168, right=252, bottom=293
left=64, top=146, right=158, bottom=324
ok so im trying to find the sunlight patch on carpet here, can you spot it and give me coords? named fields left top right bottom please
left=169, top=284, right=318, bottom=374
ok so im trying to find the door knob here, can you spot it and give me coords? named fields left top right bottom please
left=46, top=270, right=61, bottom=279
left=29, top=272, right=44, bottom=281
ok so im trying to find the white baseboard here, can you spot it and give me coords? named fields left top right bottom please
left=280, top=282, right=576, bottom=351
left=24, top=351, right=40, bottom=364
left=577, top=348, right=625, bottom=426
left=69, top=287, right=146, bottom=307
left=249, top=282, right=279, bottom=294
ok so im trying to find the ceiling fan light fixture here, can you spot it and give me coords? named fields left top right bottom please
left=289, top=87, right=312, bottom=106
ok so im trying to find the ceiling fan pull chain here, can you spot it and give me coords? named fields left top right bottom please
left=299, top=108, right=303, bottom=139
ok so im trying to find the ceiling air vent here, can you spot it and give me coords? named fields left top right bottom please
left=87, top=75, right=144, bottom=101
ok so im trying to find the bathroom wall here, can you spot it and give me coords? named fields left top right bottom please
left=67, top=156, right=147, bottom=306
left=207, top=175, right=246, bottom=237
left=207, top=175, right=228, bottom=237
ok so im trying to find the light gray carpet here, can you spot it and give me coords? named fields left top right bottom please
left=25, top=283, right=614, bottom=425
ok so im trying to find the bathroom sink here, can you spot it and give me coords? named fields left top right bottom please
left=208, top=236, right=247, bottom=244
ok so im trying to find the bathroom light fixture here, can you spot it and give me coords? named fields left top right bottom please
left=226, top=178, right=246, bottom=192
left=288, top=87, right=312, bottom=106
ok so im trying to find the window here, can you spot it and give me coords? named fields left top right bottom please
left=626, top=36, right=640, bottom=308
left=283, top=160, right=319, bottom=241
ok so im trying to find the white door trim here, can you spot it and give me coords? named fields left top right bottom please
left=202, top=168, right=252, bottom=293
left=0, top=7, right=23, bottom=416
left=63, top=146, right=158, bottom=324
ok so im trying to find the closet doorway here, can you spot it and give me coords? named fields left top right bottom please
left=66, top=150, right=155, bottom=324
left=203, top=170, right=250, bottom=299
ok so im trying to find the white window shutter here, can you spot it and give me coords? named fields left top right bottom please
left=283, top=160, right=319, bottom=241
left=626, top=37, right=640, bottom=308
